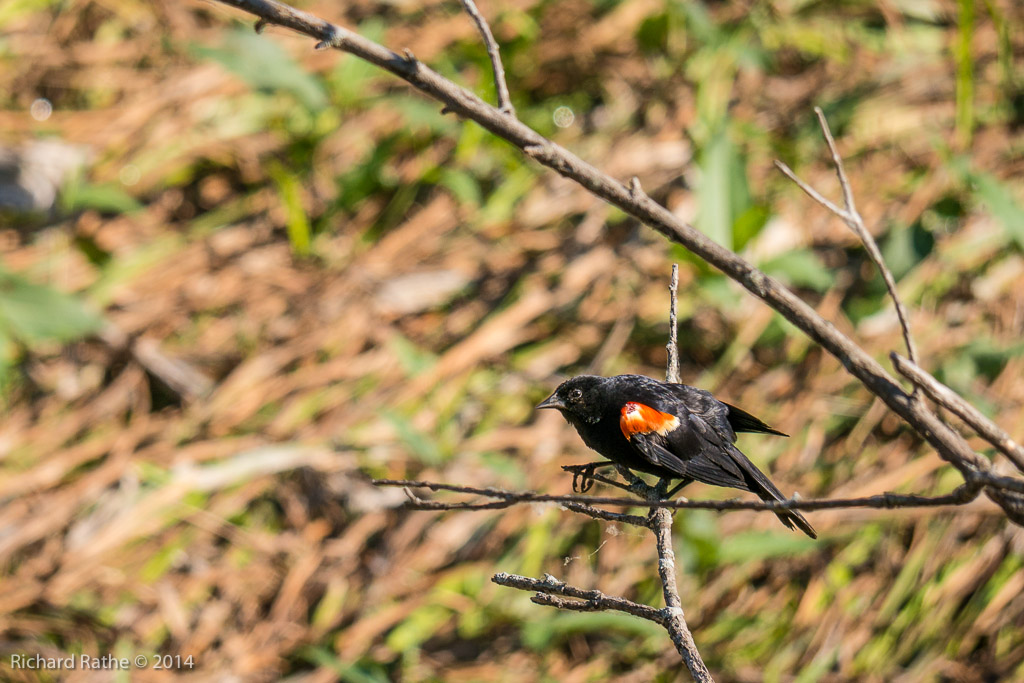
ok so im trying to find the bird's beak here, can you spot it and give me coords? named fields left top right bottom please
left=536, top=393, right=565, bottom=411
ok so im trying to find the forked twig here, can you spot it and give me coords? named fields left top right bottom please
left=457, top=0, right=514, bottom=115
left=774, top=107, right=919, bottom=370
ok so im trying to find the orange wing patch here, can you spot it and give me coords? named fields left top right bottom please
left=619, top=402, right=681, bottom=440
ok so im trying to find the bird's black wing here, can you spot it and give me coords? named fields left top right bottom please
left=654, top=380, right=786, bottom=440
left=629, top=431, right=750, bottom=490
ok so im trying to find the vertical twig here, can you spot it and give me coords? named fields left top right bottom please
left=651, top=507, right=713, bottom=682
left=457, top=0, right=515, bottom=116
left=667, top=264, right=680, bottom=384
left=652, top=264, right=712, bottom=681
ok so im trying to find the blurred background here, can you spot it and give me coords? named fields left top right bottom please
left=2, top=0, right=1023, bottom=680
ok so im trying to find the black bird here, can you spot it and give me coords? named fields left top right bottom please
left=537, top=374, right=815, bottom=538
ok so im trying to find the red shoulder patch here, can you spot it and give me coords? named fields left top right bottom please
left=619, top=402, right=681, bottom=440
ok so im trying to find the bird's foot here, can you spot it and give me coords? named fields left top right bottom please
left=561, top=462, right=606, bottom=493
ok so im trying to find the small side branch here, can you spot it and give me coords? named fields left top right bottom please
left=492, top=571, right=707, bottom=680
left=892, top=353, right=1024, bottom=474
left=560, top=501, right=650, bottom=527
left=775, top=107, right=919, bottom=369
left=457, top=0, right=514, bottom=116
left=667, top=264, right=680, bottom=384
left=492, top=572, right=665, bottom=621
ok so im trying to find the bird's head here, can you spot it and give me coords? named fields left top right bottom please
left=536, top=375, right=607, bottom=424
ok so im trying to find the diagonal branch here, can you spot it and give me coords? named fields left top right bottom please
left=456, top=0, right=514, bottom=116
left=892, top=353, right=1024, bottom=474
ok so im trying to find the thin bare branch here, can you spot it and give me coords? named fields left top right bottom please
left=813, top=107, right=919, bottom=369
left=492, top=572, right=665, bottom=622
left=559, top=501, right=650, bottom=527
left=650, top=507, right=711, bottom=680
left=648, top=263, right=712, bottom=678
left=401, top=486, right=514, bottom=511
left=892, top=353, right=1024, bottom=474
left=776, top=110, right=919, bottom=370
left=667, top=264, right=680, bottom=384
left=773, top=160, right=847, bottom=220
left=375, top=478, right=994, bottom=512
left=457, top=0, right=514, bottom=115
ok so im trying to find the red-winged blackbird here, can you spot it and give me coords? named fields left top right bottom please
left=537, top=374, right=816, bottom=538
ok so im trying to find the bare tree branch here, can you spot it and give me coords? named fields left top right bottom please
left=774, top=108, right=919, bottom=370
left=492, top=572, right=666, bottom=622
left=649, top=507, right=710, bottom=679
left=649, top=262, right=711, bottom=678
left=456, top=0, right=514, bottom=116
left=376, top=478, right=993, bottom=512
left=892, top=353, right=1024, bottom=474
left=492, top=571, right=712, bottom=681
left=199, top=3, right=1024, bottom=677
left=401, top=486, right=514, bottom=510
left=560, top=501, right=650, bottom=526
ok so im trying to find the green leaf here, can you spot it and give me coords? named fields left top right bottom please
left=387, top=334, right=437, bottom=376
left=267, top=161, right=311, bottom=256
left=967, top=171, right=1024, bottom=249
left=955, top=0, right=975, bottom=143
left=194, top=30, right=328, bottom=111
left=62, top=180, right=142, bottom=215
left=522, top=611, right=663, bottom=650
left=697, top=127, right=735, bottom=249
left=438, top=168, right=482, bottom=207
left=0, top=268, right=104, bottom=344
left=385, top=604, right=451, bottom=652
left=697, top=126, right=753, bottom=250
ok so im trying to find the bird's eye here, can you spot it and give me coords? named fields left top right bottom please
left=568, top=388, right=583, bottom=401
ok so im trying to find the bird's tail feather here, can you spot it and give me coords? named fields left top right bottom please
left=729, top=445, right=817, bottom=539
